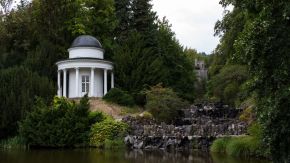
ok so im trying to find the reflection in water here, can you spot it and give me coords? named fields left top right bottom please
left=0, top=149, right=270, bottom=163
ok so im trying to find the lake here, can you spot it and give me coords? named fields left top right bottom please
left=0, top=149, right=270, bottom=163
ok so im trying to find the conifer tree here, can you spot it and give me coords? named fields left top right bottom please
left=114, top=0, right=133, bottom=43
left=131, top=0, right=158, bottom=47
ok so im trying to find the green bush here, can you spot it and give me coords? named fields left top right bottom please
left=19, top=96, right=91, bottom=147
left=207, top=65, right=248, bottom=106
left=89, top=111, right=105, bottom=124
left=145, top=84, right=189, bottom=124
left=90, top=117, right=128, bottom=148
left=103, top=88, right=135, bottom=107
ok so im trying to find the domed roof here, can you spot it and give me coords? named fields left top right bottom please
left=71, top=35, right=102, bottom=48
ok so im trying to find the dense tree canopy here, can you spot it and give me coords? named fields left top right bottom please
left=212, top=0, right=290, bottom=161
left=0, top=66, right=55, bottom=139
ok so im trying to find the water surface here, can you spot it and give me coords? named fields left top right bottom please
left=0, top=149, right=270, bottom=163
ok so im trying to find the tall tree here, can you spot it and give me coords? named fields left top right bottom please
left=113, top=32, right=166, bottom=93
left=217, top=0, right=290, bottom=161
left=131, top=0, right=158, bottom=47
left=114, top=0, right=132, bottom=43
left=0, top=66, right=55, bottom=139
left=156, top=18, right=196, bottom=101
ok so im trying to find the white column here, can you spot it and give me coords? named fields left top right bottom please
left=63, top=69, right=67, bottom=98
left=111, top=71, right=114, bottom=89
left=75, top=68, right=79, bottom=98
left=104, top=69, right=108, bottom=95
left=57, top=70, right=61, bottom=96
left=91, top=68, right=95, bottom=97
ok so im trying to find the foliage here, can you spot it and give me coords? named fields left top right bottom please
left=210, top=137, right=230, bottom=153
left=90, top=117, right=128, bottom=148
left=0, top=66, right=55, bottom=139
left=113, top=1, right=196, bottom=102
left=216, top=0, right=290, bottom=161
left=0, top=0, right=196, bottom=144
left=211, top=136, right=263, bottom=157
left=139, top=111, right=153, bottom=119
left=103, top=88, right=135, bottom=107
left=0, top=0, right=117, bottom=140
left=0, top=136, right=26, bottom=149
left=239, top=97, right=256, bottom=124
left=211, top=123, right=267, bottom=158
left=207, top=65, right=248, bottom=106
left=225, top=136, right=256, bottom=157
left=239, top=107, right=254, bottom=124
left=104, top=138, right=125, bottom=149
left=145, top=84, right=189, bottom=124
left=19, top=96, right=91, bottom=147
left=185, top=48, right=212, bottom=68
left=88, top=111, right=105, bottom=125
left=113, top=32, right=166, bottom=94
left=156, top=18, right=196, bottom=101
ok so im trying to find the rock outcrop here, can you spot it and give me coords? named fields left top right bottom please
left=123, top=103, right=247, bottom=151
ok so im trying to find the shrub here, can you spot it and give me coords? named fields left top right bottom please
left=145, top=84, right=189, bottom=124
left=90, top=117, right=128, bottom=148
left=207, top=65, right=248, bottom=106
left=89, top=111, right=105, bottom=124
left=103, top=88, right=135, bottom=107
left=239, top=96, right=256, bottom=124
left=19, top=96, right=91, bottom=147
left=141, top=111, right=153, bottom=119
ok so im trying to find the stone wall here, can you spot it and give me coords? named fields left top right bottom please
left=123, top=103, right=247, bottom=151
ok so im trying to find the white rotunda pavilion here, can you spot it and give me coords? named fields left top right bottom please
left=56, top=35, right=114, bottom=98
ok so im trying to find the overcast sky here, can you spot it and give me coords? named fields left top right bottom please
left=152, top=0, right=225, bottom=54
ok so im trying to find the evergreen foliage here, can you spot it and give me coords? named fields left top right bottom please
left=0, top=66, right=55, bottom=139
left=103, top=88, right=135, bottom=107
left=19, top=96, right=92, bottom=147
left=113, top=32, right=166, bottom=93
left=156, top=18, right=196, bottom=101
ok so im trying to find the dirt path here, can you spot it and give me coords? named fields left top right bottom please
left=89, top=99, right=124, bottom=119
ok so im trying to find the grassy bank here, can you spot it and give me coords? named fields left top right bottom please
left=0, top=136, right=26, bottom=149
left=210, top=123, right=269, bottom=158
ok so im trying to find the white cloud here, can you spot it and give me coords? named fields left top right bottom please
left=152, top=0, right=225, bottom=53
